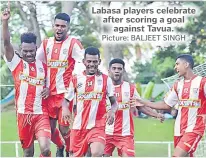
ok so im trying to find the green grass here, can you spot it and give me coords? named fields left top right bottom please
left=1, top=111, right=175, bottom=157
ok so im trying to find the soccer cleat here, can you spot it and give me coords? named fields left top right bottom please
left=56, top=146, right=64, bottom=157
left=66, top=151, right=70, bottom=157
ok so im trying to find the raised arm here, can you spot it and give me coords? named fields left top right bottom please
left=2, top=6, right=14, bottom=61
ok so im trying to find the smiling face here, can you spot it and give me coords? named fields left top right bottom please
left=53, top=19, right=69, bottom=41
left=83, top=54, right=101, bottom=75
left=20, top=42, right=36, bottom=63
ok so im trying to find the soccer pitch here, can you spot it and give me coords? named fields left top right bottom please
left=1, top=111, right=174, bottom=157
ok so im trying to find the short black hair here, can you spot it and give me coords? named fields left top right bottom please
left=20, top=32, right=37, bottom=44
left=84, top=47, right=100, bottom=58
left=109, top=58, right=125, bottom=68
left=55, top=13, right=70, bottom=23
left=176, top=54, right=194, bottom=69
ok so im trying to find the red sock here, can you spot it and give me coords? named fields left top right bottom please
left=51, top=128, right=64, bottom=148
left=63, top=131, right=71, bottom=152
left=40, top=151, right=51, bottom=157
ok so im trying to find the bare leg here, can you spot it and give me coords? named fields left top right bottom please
left=50, top=118, right=64, bottom=157
left=38, top=136, right=51, bottom=156
left=85, top=146, right=92, bottom=157
left=50, top=118, right=57, bottom=136
left=173, top=146, right=189, bottom=157
left=90, top=142, right=105, bottom=157
left=59, top=124, right=70, bottom=156
left=23, top=143, right=34, bottom=157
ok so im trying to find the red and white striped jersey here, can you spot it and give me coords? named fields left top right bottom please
left=65, top=71, right=114, bottom=130
left=4, top=53, right=48, bottom=114
left=36, top=36, right=84, bottom=95
left=164, top=75, right=206, bottom=136
left=105, top=81, right=140, bottom=136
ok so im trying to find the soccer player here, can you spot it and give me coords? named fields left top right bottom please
left=61, top=47, right=118, bottom=157
left=36, top=13, right=84, bottom=156
left=2, top=7, right=51, bottom=157
left=104, top=58, right=165, bottom=157
left=136, top=54, right=206, bottom=157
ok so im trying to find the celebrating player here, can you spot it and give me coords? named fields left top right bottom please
left=104, top=58, right=164, bottom=157
left=62, top=47, right=118, bottom=157
left=36, top=12, right=84, bottom=156
left=2, top=6, right=51, bottom=157
left=136, top=54, right=206, bottom=157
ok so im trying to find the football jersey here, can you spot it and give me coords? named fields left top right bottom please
left=65, top=71, right=114, bottom=130
left=105, top=81, right=140, bottom=136
left=36, top=36, right=84, bottom=95
left=4, top=53, right=47, bottom=114
left=164, top=76, right=206, bottom=136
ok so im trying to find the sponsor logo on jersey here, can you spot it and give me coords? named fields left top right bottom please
left=47, top=60, right=68, bottom=68
left=23, top=63, right=27, bottom=69
left=63, top=49, right=68, bottom=54
left=77, top=83, right=83, bottom=89
left=19, top=73, right=45, bottom=86
left=77, top=92, right=103, bottom=100
left=39, top=68, right=44, bottom=73
left=179, top=99, right=201, bottom=108
left=193, top=88, right=199, bottom=94
left=118, top=102, right=130, bottom=110
left=46, top=48, right=50, bottom=54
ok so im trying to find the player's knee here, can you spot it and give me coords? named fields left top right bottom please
left=24, top=150, right=34, bottom=157
left=60, top=129, right=68, bottom=136
left=91, top=148, right=104, bottom=157
left=59, top=126, right=70, bottom=137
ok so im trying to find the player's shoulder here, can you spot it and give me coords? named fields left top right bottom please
left=69, top=36, right=82, bottom=44
left=200, top=76, right=206, bottom=81
left=200, top=76, right=206, bottom=84
left=121, top=81, right=133, bottom=86
left=69, top=36, right=79, bottom=41
left=100, top=73, right=111, bottom=80
left=73, top=71, right=84, bottom=78
left=42, top=37, right=51, bottom=41
left=35, top=59, right=47, bottom=67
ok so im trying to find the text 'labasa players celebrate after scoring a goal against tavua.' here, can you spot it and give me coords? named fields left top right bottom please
left=61, top=47, right=119, bottom=157
left=136, top=54, right=206, bottom=157
left=104, top=58, right=165, bottom=157
left=36, top=12, right=84, bottom=157
left=2, top=5, right=51, bottom=157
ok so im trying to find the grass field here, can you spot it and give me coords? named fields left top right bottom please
left=1, top=111, right=175, bottom=157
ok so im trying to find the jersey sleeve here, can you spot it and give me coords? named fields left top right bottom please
left=64, top=77, right=75, bottom=101
left=71, top=39, right=84, bottom=63
left=133, top=88, right=141, bottom=99
left=107, top=77, right=115, bottom=97
left=3, top=52, right=21, bottom=71
left=164, top=84, right=179, bottom=108
left=36, top=42, right=46, bottom=63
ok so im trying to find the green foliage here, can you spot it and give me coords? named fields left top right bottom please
left=132, top=2, right=206, bottom=84
left=69, top=2, right=101, bottom=48
left=132, top=62, right=158, bottom=84
left=1, top=111, right=174, bottom=157
left=142, top=81, right=155, bottom=99
left=136, top=81, right=165, bottom=101
left=0, top=60, right=14, bottom=100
